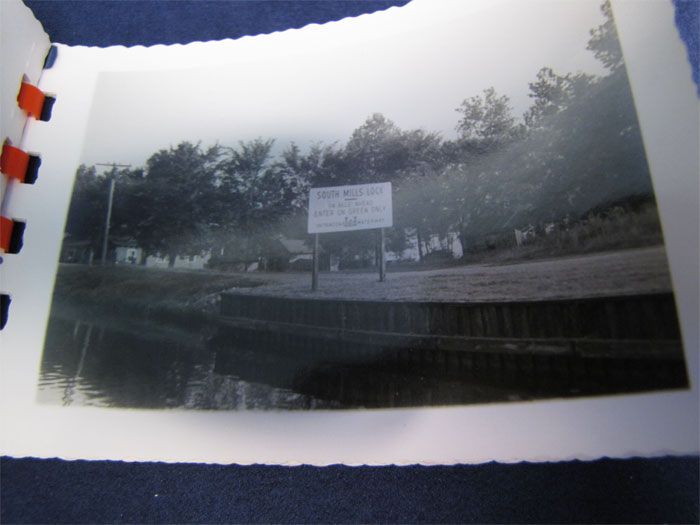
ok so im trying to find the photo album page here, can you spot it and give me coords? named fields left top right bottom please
left=1, top=0, right=697, bottom=465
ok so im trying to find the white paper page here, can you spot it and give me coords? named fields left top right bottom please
left=0, top=0, right=50, bottom=145
left=0, top=0, right=50, bottom=219
left=0, top=0, right=697, bottom=465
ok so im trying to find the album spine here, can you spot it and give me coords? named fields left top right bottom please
left=0, top=45, right=57, bottom=329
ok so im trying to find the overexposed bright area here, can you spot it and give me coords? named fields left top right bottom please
left=80, top=0, right=605, bottom=166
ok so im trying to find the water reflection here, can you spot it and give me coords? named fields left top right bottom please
left=39, top=314, right=533, bottom=410
left=38, top=312, right=686, bottom=410
left=38, top=316, right=335, bottom=409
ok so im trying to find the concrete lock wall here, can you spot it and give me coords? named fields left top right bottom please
left=215, top=292, right=688, bottom=404
left=220, top=292, right=681, bottom=341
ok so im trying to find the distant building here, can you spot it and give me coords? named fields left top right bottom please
left=112, top=238, right=142, bottom=265
left=60, top=238, right=94, bottom=264
left=144, top=253, right=210, bottom=270
left=59, top=234, right=211, bottom=269
left=514, top=226, right=536, bottom=247
left=208, top=235, right=336, bottom=272
left=276, top=238, right=314, bottom=271
left=275, top=237, right=341, bottom=272
left=60, top=235, right=142, bottom=265
left=115, top=246, right=142, bottom=264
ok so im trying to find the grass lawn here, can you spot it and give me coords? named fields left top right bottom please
left=50, top=245, right=673, bottom=321
left=52, top=264, right=267, bottom=316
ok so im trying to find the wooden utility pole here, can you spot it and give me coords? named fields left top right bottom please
left=311, top=233, right=319, bottom=291
left=95, top=163, right=131, bottom=266
left=100, top=178, right=115, bottom=265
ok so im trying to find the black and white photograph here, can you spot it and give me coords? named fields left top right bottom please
left=38, top=0, right=689, bottom=411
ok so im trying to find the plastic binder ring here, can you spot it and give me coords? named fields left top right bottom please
left=0, top=145, right=29, bottom=180
left=0, top=144, right=40, bottom=184
left=17, top=81, right=55, bottom=121
left=0, top=216, right=25, bottom=254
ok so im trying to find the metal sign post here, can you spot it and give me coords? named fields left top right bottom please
left=312, top=233, right=319, bottom=291
left=379, top=227, right=386, bottom=282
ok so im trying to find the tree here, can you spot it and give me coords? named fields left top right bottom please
left=343, top=113, right=406, bottom=184
left=524, top=68, right=574, bottom=129
left=136, top=142, right=220, bottom=266
left=216, top=138, right=313, bottom=264
left=454, top=65, right=653, bottom=240
left=65, top=164, right=106, bottom=250
left=455, top=87, right=521, bottom=146
left=392, top=171, right=453, bottom=261
left=587, top=0, right=624, bottom=72
left=276, top=142, right=341, bottom=210
left=399, top=129, right=445, bottom=174
left=109, top=166, right=148, bottom=245
left=65, top=164, right=157, bottom=264
left=218, top=138, right=275, bottom=230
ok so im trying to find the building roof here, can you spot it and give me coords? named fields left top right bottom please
left=277, top=238, right=312, bottom=255
left=110, top=237, right=140, bottom=248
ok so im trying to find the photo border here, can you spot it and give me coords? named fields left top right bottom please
left=1, top=0, right=697, bottom=465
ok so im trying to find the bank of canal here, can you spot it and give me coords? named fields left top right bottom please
left=40, top=248, right=687, bottom=410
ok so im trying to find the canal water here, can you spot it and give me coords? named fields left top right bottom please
left=41, top=303, right=684, bottom=411
left=37, top=313, right=538, bottom=410
left=38, top=315, right=339, bottom=410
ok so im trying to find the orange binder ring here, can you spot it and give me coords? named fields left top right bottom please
left=17, top=82, right=55, bottom=121
left=1, top=145, right=29, bottom=182
left=0, top=216, right=15, bottom=252
left=0, top=144, right=40, bottom=184
left=0, top=216, right=25, bottom=254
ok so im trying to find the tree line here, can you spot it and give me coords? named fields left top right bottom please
left=66, top=1, right=657, bottom=267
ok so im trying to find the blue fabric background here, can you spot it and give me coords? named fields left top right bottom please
left=2, top=456, right=698, bottom=523
left=674, top=0, right=699, bottom=93
left=2, top=1, right=698, bottom=522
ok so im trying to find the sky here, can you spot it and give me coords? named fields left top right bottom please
left=80, top=0, right=608, bottom=168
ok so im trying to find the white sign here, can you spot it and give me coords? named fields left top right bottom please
left=307, top=182, right=393, bottom=234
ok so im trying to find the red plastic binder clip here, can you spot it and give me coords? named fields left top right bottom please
left=17, top=81, right=47, bottom=120
left=0, top=216, right=14, bottom=253
left=1, top=145, right=30, bottom=182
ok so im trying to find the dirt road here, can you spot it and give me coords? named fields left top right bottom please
left=226, top=246, right=674, bottom=302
